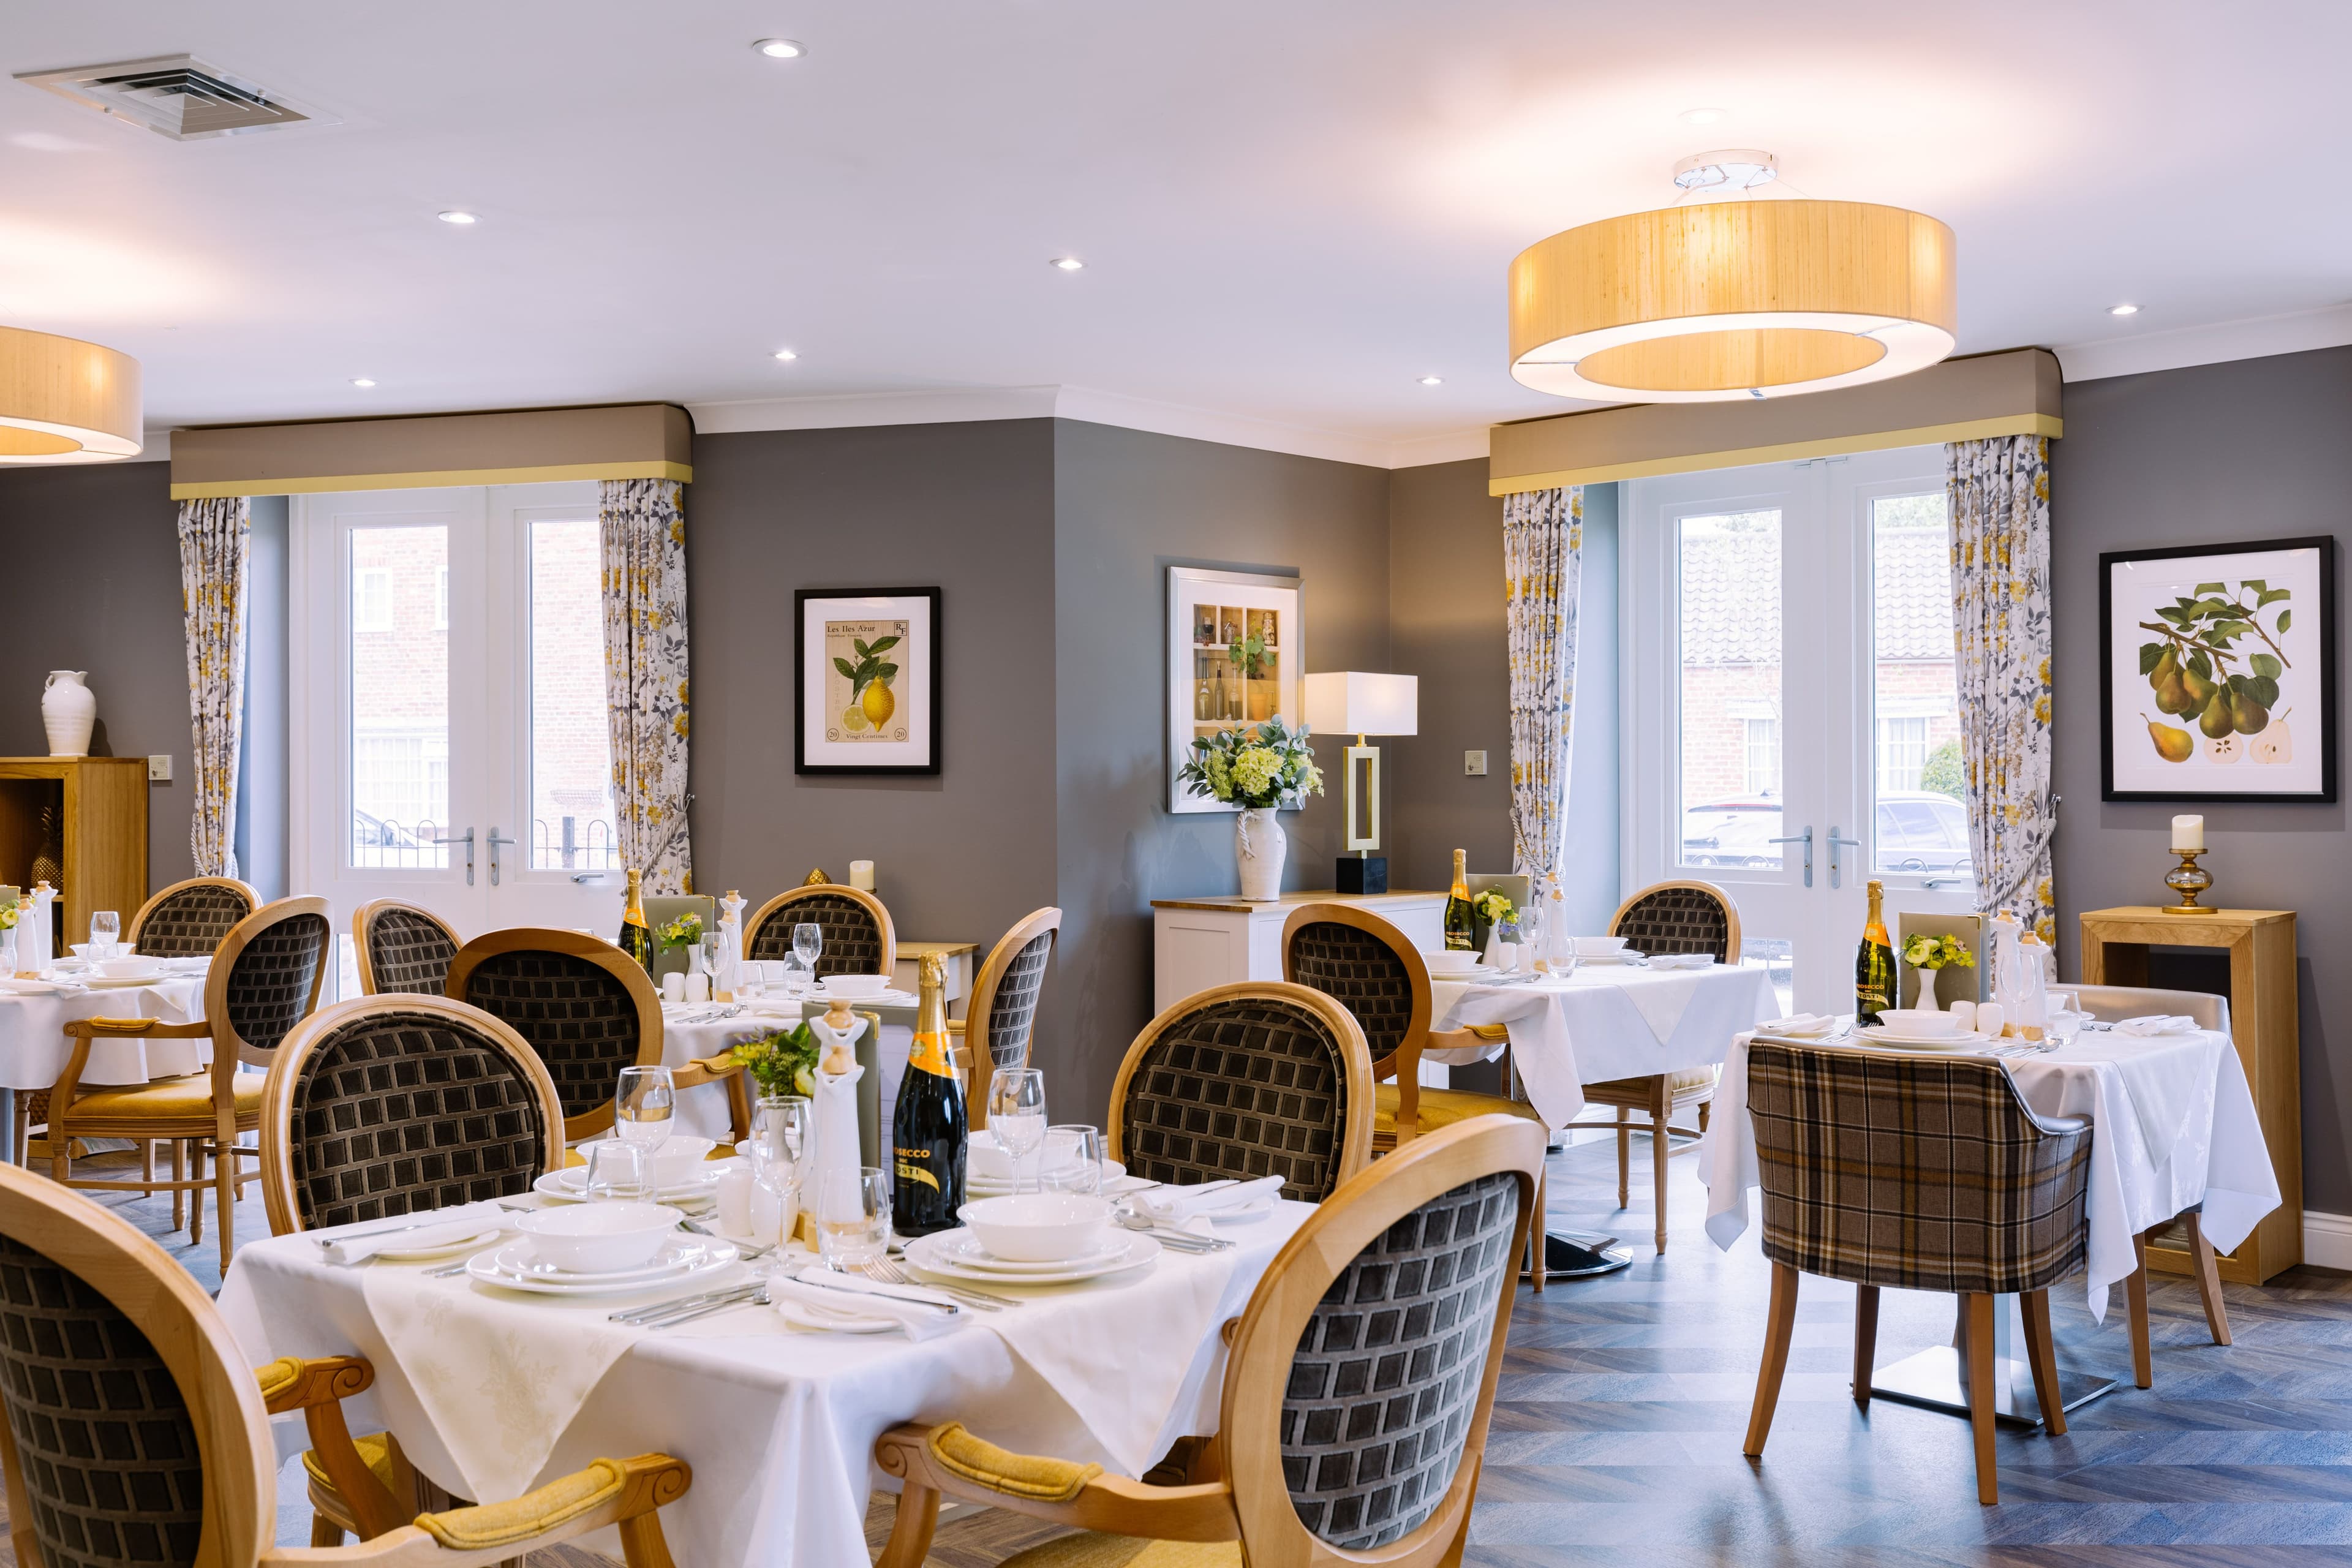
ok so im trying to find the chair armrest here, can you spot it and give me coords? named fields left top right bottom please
left=2029, top=1112, right=2090, bottom=1137
left=946, top=1018, right=967, bottom=1035
left=63, top=1016, right=209, bottom=1039
left=265, top=1455, right=691, bottom=1568
left=254, top=1356, right=408, bottom=1539
left=255, top=1354, right=373, bottom=1414
left=669, top=1053, right=741, bottom=1088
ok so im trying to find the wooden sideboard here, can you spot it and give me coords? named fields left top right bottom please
left=0, top=758, right=148, bottom=954
left=1150, top=889, right=1447, bottom=1012
left=2077, top=905, right=2299, bottom=1284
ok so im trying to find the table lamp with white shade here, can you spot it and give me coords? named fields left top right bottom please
left=1303, top=671, right=1417, bottom=894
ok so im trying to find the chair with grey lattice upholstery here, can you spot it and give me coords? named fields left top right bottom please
left=447, top=927, right=664, bottom=1144
left=873, top=1112, right=1545, bottom=1568
left=127, top=873, right=260, bottom=957
left=1741, top=1040, right=2097, bottom=1505
left=743, top=883, right=895, bottom=980
left=353, top=898, right=462, bottom=997
left=954, top=907, right=1060, bottom=1129
left=0, top=1159, right=696, bottom=1564
left=1106, top=981, right=1375, bottom=1202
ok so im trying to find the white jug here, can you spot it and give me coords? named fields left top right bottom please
left=42, top=671, right=95, bottom=758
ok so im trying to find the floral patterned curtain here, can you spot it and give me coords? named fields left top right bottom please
left=1504, top=485, right=1583, bottom=903
left=176, top=497, right=249, bottom=878
left=1947, top=435, right=2056, bottom=939
left=599, top=478, right=693, bottom=894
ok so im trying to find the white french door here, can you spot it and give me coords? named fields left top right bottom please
left=1623, top=447, right=1977, bottom=1015
left=290, top=483, right=624, bottom=985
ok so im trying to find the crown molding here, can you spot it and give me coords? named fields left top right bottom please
left=2056, top=302, right=2352, bottom=383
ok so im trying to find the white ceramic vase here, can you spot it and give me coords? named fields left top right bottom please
left=42, top=671, right=95, bottom=758
left=1235, top=807, right=1286, bottom=901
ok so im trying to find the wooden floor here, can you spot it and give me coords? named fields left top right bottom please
left=7, top=1137, right=2352, bottom=1566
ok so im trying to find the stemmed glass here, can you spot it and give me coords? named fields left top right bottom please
left=750, top=1095, right=810, bottom=1249
left=794, top=922, right=824, bottom=978
left=988, top=1069, right=1049, bottom=1194
left=614, top=1066, right=675, bottom=1153
left=1040, top=1125, right=1103, bottom=1195
left=815, top=1166, right=891, bottom=1269
left=88, top=911, right=119, bottom=960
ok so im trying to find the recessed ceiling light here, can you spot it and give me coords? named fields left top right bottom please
left=2108, top=302, right=2141, bottom=316
left=752, top=38, right=805, bottom=58
left=772, top=348, right=797, bottom=361
left=437, top=209, right=478, bottom=225
left=1679, top=107, right=1727, bottom=126
left=1418, top=375, right=1444, bottom=386
left=350, top=377, right=377, bottom=388
left=1050, top=256, right=1085, bottom=271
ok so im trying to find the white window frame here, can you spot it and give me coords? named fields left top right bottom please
left=353, top=567, right=393, bottom=633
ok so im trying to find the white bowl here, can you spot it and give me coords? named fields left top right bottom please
left=957, top=1193, right=1112, bottom=1262
left=1875, top=1009, right=1960, bottom=1038
left=516, top=1201, right=679, bottom=1272
left=1573, top=936, right=1629, bottom=956
left=92, top=956, right=161, bottom=979
left=819, top=973, right=891, bottom=998
left=641, top=1136, right=716, bottom=1186
left=1422, top=949, right=1483, bottom=977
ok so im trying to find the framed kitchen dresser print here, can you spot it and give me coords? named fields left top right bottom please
left=2101, top=537, right=2335, bottom=802
left=796, top=587, right=941, bottom=775
left=1167, top=567, right=1302, bottom=813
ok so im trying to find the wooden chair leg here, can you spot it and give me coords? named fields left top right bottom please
left=1615, top=1107, right=1630, bottom=1208
left=2125, top=1231, right=2153, bottom=1390
left=189, top=1143, right=206, bottom=1246
left=615, top=1512, right=680, bottom=1568
left=311, top=1518, right=345, bottom=1548
left=1651, top=1077, right=1672, bottom=1253
left=2021, top=1289, right=2065, bottom=1436
left=2185, top=1211, right=2233, bottom=1346
left=172, top=1138, right=186, bottom=1229
left=12, top=1102, right=27, bottom=1167
left=1963, top=1292, right=1998, bottom=1504
left=1743, top=1261, right=1800, bottom=1457
left=874, top=1476, right=942, bottom=1568
left=214, top=1139, right=237, bottom=1275
left=1852, top=1284, right=1880, bottom=1406
left=1529, top=1162, right=1547, bottom=1294
left=1698, top=1098, right=1711, bottom=1135
left=140, top=1139, right=154, bottom=1193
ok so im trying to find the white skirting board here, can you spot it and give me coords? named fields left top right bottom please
left=2305, top=1211, right=2352, bottom=1272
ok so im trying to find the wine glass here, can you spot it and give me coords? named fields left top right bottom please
left=815, top=1166, right=891, bottom=1268
left=794, top=922, right=823, bottom=976
left=1040, top=1125, right=1104, bottom=1195
left=753, top=1093, right=810, bottom=1167
left=988, top=1069, right=1049, bottom=1194
left=699, top=932, right=725, bottom=987
left=583, top=1140, right=651, bottom=1202
left=614, top=1066, right=674, bottom=1152
left=88, top=910, right=119, bottom=961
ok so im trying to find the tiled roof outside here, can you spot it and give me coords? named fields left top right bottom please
left=1680, top=512, right=1953, bottom=665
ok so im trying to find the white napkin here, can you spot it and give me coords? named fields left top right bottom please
left=1758, top=1014, right=1838, bottom=1038
left=771, top=1270, right=967, bottom=1340
left=2116, top=1014, right=2199, bottom=1038
left=1135, top=1175, right=1283, bottom=1223
left=1646, top=953, right=1717, bottom=971
left=0, top=976, right=77, bottom=995
left=315, top=1202, right=511, bottom=1266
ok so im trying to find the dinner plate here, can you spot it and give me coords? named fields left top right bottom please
left=1577, top=952, right=1648, bottom=965
left=1856, top=1026, right=1992, bottom=1051
left=967, top=1157, right=1129, bottom=1197
left=772, top=1294, right=897, bottom=1334
left=920, top=1229, right=1140, bottom=1276
left=81, top=973, right=173, bottom=989
left=374, top=1226, right=503, bottom=1262
left=533, top=1169, right=726, bottom=1205
left=905, top=1229, right=1159, bottom=1285
left=467, top=1236, right=739, bottom=1295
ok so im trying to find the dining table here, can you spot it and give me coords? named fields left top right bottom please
left=218, top=1196, right=1313, bottom=1568
left=0, top=963, right=211, bottom=1163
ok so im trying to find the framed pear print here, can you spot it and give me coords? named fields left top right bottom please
left=796, top=587, right=941, bottom=775
left=2100, top=537, right=2335, bottom=802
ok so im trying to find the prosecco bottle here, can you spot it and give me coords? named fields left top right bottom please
left=1855, top=878, right=1895, bottom=1027
left=619, top=867, right=655, bottom=972
left=892, top=951, right=967, bottom=1237
left=1443, top=848, right=1476, bottom=951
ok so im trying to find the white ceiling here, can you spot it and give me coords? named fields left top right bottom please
left=6, top=1, right=2350, bottom=466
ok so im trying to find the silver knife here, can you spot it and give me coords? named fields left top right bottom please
left=789, top=1270, right=962, bottom=1314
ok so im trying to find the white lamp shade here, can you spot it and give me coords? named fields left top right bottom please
left=1304, top=672, right=1418, bottom=737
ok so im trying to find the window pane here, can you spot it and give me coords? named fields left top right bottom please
left=1871, top=492, right=1971, bottom=883
left=529, top=518, right=619, bottom=870
left=349, top=527, right=448, bottom=868
left=1679, top=510, right=1783, bottom=870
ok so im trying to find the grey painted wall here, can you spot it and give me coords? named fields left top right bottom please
left=2051, top=344, right=2352, bottom=1213
left=0, top=459, right=187, bottom=892
left=1052, top=419, right=1392, bottom=1121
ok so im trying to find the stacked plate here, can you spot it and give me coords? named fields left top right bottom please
left=967, top=1155, right=1133, bottom=1200
left=466, top=1234, right=741, bottom=1296
left=905, top=1227, right=1159, bottom=1286
left=533, top=1161, right=733, bottom=1205
left=1856, top=1024, right=1992, bottom=1052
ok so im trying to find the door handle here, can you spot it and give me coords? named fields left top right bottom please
left=487, top=828, right=519, bottom=888
left=1767, top=827, right=1814, bottom=888
left=1827, top=827, right=1864, bottom=889
left=428, top=828, right=475, bottom=886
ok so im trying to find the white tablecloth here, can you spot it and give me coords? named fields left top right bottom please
left=1698, top=1027, right=2280, bottom=1320
left=219, top=1202, right=1309, bottom=1568
left=0, top=977, right=209, bottom=1089
left=660, top=1001, right=914, bottom=1144
left=1425, top=963, right=1779, bottom=1127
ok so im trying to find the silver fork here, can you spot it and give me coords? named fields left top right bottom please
left=681, top=1219, right=776, bottom=1259
left=863, top=1256, right=1018, bottom=1310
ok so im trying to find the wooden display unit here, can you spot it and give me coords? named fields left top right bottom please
left=2078, top=905, right=2298, bottom=1283
left=0, top=758, right=149, bottom=955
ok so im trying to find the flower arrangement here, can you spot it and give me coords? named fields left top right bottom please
left=657, top=911, right=704, bottom=953
left=1901, top=932, right=1975, bottom=972
left=1472, top=889, right=1517, bottom=927
left=1177, top=717, right=1324, bottom=810
left=731, top=1021, right=822, bottom=1098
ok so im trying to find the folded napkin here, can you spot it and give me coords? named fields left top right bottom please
left=0, top=978, right=76, bottom=995
left=1758, top=1014, right=1839, bottom=1038
left=1646, top=953, right=1718, bottom=971
left=772, top=1270, right=966, bottom=1340
left=1135, top=1174, right=1283, bottom=1224
left=315, top=1202, right=511, bottom=1266
left=2116, top=1014, right=2200, bottom=1038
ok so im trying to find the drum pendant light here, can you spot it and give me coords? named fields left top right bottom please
left=0, top=325, right=143, bottom=462
left=1509, top=152, right=1956, bottom=404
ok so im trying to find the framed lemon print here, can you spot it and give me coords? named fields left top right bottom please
left=796, top=587, right=941, bottom=775
left=2101, top=538, right=2335, bottom=802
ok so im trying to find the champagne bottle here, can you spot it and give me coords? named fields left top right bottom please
left=1855, top=878, right=1894, bottom=1027
left=619, top=867, right=654, bottom=971
left=892, top=952, right=967, bottom=1237
left=1443, top=848, right=1476, bottom=951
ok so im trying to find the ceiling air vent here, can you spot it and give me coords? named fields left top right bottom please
left=14, top=55, right=328, bottom=140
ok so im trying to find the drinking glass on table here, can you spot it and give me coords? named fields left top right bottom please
left=614, top=1066, right=675, bottom=1151
left=2044, top=1006, right=2085, bottom=1052
left=775, top=956, right=810, bottom=997
left=88, top=911, right=119, bottom=960
left=749, top=1095, right=810, bottom=1248
left=583, top=1140, right=652, bottom=1202
left=794, top=922, right=824, bottom=974
left=988, top=1068, right=1049, bottom=1193
left=1039, top=1125, right=1104, bottom=1195
left=815, top=1166, right=891, bottom=1268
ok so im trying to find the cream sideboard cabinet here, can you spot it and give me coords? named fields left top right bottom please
left=1150, top=889, right=1448, bottom=1012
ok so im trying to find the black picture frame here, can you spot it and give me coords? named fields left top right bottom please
left=794, top=586, right=943, bottom=776
left=2100, top=536, right=2335, bottom=802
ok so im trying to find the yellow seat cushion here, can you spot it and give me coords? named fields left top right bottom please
left=1586, top=1068, right=1718, bottom=1100
left=415, top=1458, right=629, bottom=1550
left=1374, top=1082, right=1545, bottom=1135
left=66, top=1071, right=265, bottom=1123
left=302, top=1431, right=397, bottom=1494
left=1001, top=1534, right=1242, bottom=1568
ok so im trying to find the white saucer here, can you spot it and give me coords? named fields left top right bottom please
left=375, top=1226, right=503, bottom=1262
left=467, top=1236, right=739, bottom=1295
left=967, top=1157, right=1128, bottom=1197
left=533, top=1167, right=727, bottom=1205
left=1577, top=952, right=1648, bottom=965
left=772, top=1293, right=897, bottom=1334
left=81, top=972, right=171, bottom=989
left=1856, top=1026, right=1991, bottom=1050
left=906, top=1229, right=1158, bottom=1286
left=922, top=1230, right=1137, bottom=1276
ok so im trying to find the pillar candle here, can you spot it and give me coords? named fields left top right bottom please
left=849, top=859, right=876, bottom=891
left=2171, top=815, right=2204, bottom=852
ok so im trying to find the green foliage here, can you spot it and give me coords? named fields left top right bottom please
left=1177, top=716, right=1325, bottom=810
left=832, top=633, right=903, bottom=698
left=732, top=1021, right=821, bottom=1098
left=656, top=911, right=703, bottom=952
left=1918, top=739, right=1966, bottom=800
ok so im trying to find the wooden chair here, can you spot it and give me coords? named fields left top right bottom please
left=447, top=927, right=750, bottom=1148
left=45, top=895, right=331, bottom=1274
left=353, top=898, right=462, bottom=997
left=954, top=906, right=1059, bottom=1129
left=127, top=873, right=260, bottom=957
left=1741, top=1040, right=2092, bottom=1505
left=873, top=1112, right=1546, bottom=1568
left=1107, top=981, right=1374, bottom=1202
left=0, top=1159, right=692, bottom=1567
left=742, top=883, right=895, bottom=980
left=1583, top=878, right=1741, bottom=1253
left=1281, top=902, right=1551, bottom=1289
